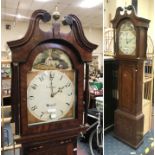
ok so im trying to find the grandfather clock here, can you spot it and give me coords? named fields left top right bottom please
left=7, top=10, right=97, bottom=155
left=111, top=6, right=150, bottom=148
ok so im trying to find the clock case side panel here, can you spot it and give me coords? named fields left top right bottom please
left=137, top=27, right=148, bottom=59
left=20, top=43, right=85, bottom=136
left=11, top=62, right=21, bottom=134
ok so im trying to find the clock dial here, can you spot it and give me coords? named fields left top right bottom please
left=118, top=21, right=136, bottom=55
left=27, top=70, right=75, bottom=125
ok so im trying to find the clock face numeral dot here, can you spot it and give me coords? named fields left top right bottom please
left=31, top=84, right=38, bottom=89
left=68, top=92, right=72, bottom=96
left=38, top=73, right=46, bottom=82
left=66, top=102, right=70, bottom=106
left=66, top=82, right=71, bottom=88
left=27, top=70, right=75, bottom=123
left=31, top=105, right=37, bottom=111
left=40, top=112, right=45, bottom=118
left=29, top=96, right=34, bottom=100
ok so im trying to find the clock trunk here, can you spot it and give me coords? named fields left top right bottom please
left=114, top=60, right=144, bottom=148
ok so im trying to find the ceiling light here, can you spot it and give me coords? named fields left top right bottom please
left=35, top=0, right=52, bottom=2
left=16, top=14, right=29, bottom=19
left=3, top=13, right=29, bottom=19
left=79, top=0, right=102, bottom=8
left=17, top=14, right=22, bottom=19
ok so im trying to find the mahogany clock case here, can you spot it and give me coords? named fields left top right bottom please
left=111, top=5, right=150, bottom=148
left=7, top=9, right=97, bottom=151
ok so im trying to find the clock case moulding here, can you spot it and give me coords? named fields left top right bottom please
left=7, top=9, right=97, bottom=148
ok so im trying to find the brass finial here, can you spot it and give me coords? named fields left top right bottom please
left=52, top=6, right=60, bottom=21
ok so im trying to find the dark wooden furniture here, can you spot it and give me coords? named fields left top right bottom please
left=111, top=6, right=150, bottom=148
left=104, top=57, right=118, bottom=131
left=7, top=10, right=97, bottom=155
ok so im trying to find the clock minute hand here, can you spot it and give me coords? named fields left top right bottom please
left=50, top=73, right=55, bottom=97
left=52, top=85, right=66, bottom=97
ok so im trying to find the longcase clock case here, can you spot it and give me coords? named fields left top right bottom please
left=7, top=10, right=97, bottom=155
left=111, top=6, right=150, bottom=148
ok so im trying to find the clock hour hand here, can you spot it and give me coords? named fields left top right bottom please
left=51, top=87, right=54, bottom=97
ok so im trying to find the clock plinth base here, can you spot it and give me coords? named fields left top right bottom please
left=114, top=134, right=143, bottom=149
left=114, top=109, right=144, bottom=148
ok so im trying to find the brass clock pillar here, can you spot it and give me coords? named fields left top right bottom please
left=111, top=6, right=150, bottom=148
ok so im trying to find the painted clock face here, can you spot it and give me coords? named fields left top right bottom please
left=118, top=21, right=136, bottom=55
left=27, top=49, right=76, bottom=126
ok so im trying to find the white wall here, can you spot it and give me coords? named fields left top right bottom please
left=1, top=20, right=103, bottom=69
left=116, top=0, right=132, bottom=8
left=104, top=0, right=116, bottom=28
left=104, top=0, right=132, bottom=28
left=138, top=0, right=154, bottom=40
left=84, top=27, right=103, bottom=69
